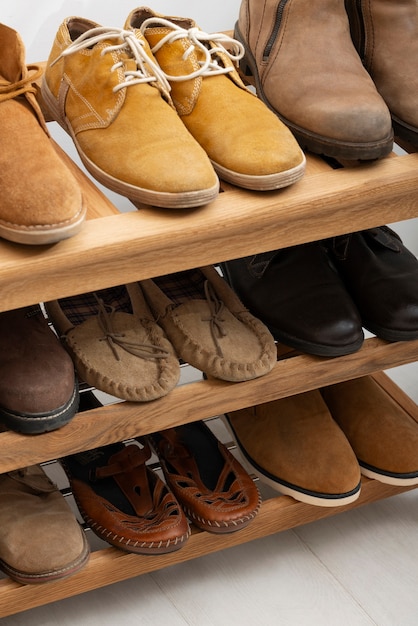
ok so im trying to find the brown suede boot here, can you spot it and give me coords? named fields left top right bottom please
left=225, top=390, right=361, bottom=507
left=128, top=7, right=306, bottom=191
left=345, top=0, right=418, bottom=146
left=235, top=0, right=393, bottom=160
left=0, top=23, right=85, bottom=244
left=321, top=376, right=418, bottom=485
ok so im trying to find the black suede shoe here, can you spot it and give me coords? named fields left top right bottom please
left=221, top=242, right=364, bottom=357
left=326, top=226, right=418, bottom=342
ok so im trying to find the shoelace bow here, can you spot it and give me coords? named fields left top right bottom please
left=201, top=280, right=227, bottom=358
left=51, top=26, right=171, bottom=93
left=95, top=295, right=170, bottom=361
left=140, top=17, right=244, bottom=81
left=0, top=64, right=42, bottom=103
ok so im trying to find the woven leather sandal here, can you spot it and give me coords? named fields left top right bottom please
left=148, top=421, right=261, bottom=534
left=62, top=441, right=190, bottom=555
left=45, top=283, right=180, bottom=401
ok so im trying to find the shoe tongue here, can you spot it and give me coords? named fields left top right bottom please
left=0, top=25, right=25, bottom=84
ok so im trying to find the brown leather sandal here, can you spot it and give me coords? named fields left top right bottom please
left=148, top=421, right=261, bottom=534
left=62, top=440, right=190, bottom=554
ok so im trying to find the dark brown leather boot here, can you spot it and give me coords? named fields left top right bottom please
left=345, top=0, right=418, bottom=146
left=235, top=0, right=393, bottom=160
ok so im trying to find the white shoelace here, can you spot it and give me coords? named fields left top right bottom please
left=51, top=26, right=171, bottom=93
left=139, top=17, right=245, bottom=82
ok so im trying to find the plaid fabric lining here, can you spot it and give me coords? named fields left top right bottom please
left=58, top=285, right=132, bottom=327
left=153, top=269, right=206, bottom=304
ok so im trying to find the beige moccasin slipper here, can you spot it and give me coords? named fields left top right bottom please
left=140, top=266, right=277, bottom=382
left=45, top=284, right=180, bottom=401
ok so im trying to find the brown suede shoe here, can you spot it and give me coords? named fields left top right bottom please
left=225, top=391, right=361, bottom=507
left=148, top=421, right=261, bottom=533
left=346, top=0, right=418, bottom=147
left=140, top=266, right=277, bottom=382
left=321, top=376, right=418, bottom=485
left=235, top=0, right=393, bottom=160
left=0, top=23, right=85, bottom=244
left=46, top=284, right=180, bottom=402
left=0, top=305, right=79, bottom=434
left=63, top=441, right=190, bottom=554
left=41, top=17, right=218, bottom=209
left=128, top=7, right=306, bottom=191
left=0, top=465, right=89, bottom=584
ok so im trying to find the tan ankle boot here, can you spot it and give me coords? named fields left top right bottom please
left=235, top=0, right=393, bottom=160
left=0, top=24, right=85, bottom=244
left=127, top=7, right=306, bottom=191
left=346, top=0, right=418, bottom=147
left=225, top=390, right=361, bottom=507
left=321, top=376, right=418, bottom=485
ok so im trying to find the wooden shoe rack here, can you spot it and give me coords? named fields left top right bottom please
left=1, top=95, right=418, bottom=616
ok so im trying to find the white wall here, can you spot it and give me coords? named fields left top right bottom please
left=2, top=0, right=417, bottom=251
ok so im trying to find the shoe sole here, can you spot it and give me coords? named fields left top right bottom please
left=211, top=155, right=306, bottom=191
left=360, top=463, right=418, bottom=486
left=223, top=415, right=361, bottom=507
left=0, top=383, right=79, bottom=434
left=0, top=203, right=86, bottom=245
left=234, top=24, right=394, bottom=161
left=0, top=527, right=90, bottom=584
left=41, top=81, right=219, bottom=209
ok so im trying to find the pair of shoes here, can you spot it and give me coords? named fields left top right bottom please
left=225, top=375, right=418, bottom=506
left=45, top=266, right=277, bottom=401
left=0, top=464, right=89, bottom=583
left=40, top=8, right=305, bottom=209
left=0, top=305, right=79, bottom=434
left=63, top=421, right=260, bottom=550
left=235, top=0, right=412, bottom=159
left=62, top=440, right=191, bottom=554
left=0, top=24, right=85, bottom=244
left=221, top=225, right=418, bottom=356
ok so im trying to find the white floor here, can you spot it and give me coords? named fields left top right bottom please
left=1, top=361, right=418, bottom=626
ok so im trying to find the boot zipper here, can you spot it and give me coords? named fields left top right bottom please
left=263, top=0, right=290, bottom=61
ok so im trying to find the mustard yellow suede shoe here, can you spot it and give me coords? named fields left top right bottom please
left=127, top=8, right=306, bottom=191
left=41, top=17, right=219, bottom=209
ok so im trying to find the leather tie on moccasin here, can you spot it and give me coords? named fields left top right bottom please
left=0, top=305, right=79, bottom=434
left=321, top=376, right=418, bottom=486
left=234, top=0, right=393, bottom=160
left=326, top=226, right=418, bottom=342
left=0, top=464, right=89, bottom=584
left=346, top=0, right=418, bottom=147
left=45, top=283, right=180, bottom=402
left=41, top=17, right=218, bottom=209
left=62, top=441, right=190, bottom=554
left=127, top=7, right=306, bottom=191
left=0, top=23, right=85, bottom=244
left=225, top=391, right=361, bottom=507
left=221, top=243, right=364, bottom=357
left=139, top=265, right=277, bottom=382
left=148, top=420, right=261, bottom=533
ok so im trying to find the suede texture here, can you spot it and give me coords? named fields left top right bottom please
left=41, top=17, right=218, bottom=207
left=140, top=265, right=277, bottom=382
left=346, top=0, right=418, bottom=142
left=0, top=306, right=77, bottom=427
left=46, top=283, right=180, bottom=402
left=235, top=0, right=393, bottom=159
left=0, top=23, right=85, bottom=243
left=227, top=390, right=361, bottom=505
left=321, top=376, right=418, bottom=484
left=128, top=7, right=305, bottom=190
left=0, top=465, right=89, bottom=583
